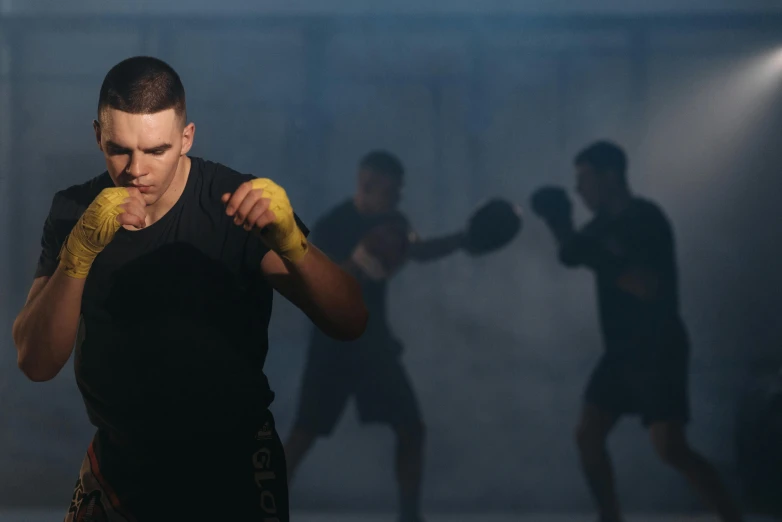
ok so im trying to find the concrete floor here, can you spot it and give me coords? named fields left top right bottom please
left=0, top=511, right=779, bottom=522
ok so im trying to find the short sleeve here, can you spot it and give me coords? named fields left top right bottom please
left=294, top=214, right=310, bottom=239
left=309, top=213, right=354, bottom=262
left=34, top=193, right=75, bottom=278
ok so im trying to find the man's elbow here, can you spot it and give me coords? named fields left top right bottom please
left=330, top=304, right=369, bottom=342
left=17, top=352, right=59, bottom=382
left=333, top=273, right=369, bottom=341
left=349, top=304, right=369, bottom=340
left=14, top=330, right=62, bottom=383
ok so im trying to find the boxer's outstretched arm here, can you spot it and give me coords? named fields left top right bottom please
left=408, top=232, right=465, bottom=263
left=262, top=246, right=368, bottom=341
left=12, top=269, right=85, bottom=382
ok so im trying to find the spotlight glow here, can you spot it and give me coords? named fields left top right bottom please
left=749, top=47, right=782, bottom=89
left=769, top=47, right=782, bottom=70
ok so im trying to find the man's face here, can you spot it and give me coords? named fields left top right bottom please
left=575, top=162, right=604, bottom=214
left=355, top=169, right=402, bottom=215
left=94, top=108, right=194, bottom=207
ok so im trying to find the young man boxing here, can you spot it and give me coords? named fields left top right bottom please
left=284, top=150, right=473, bottom=522
left=12, top=56, right=367, bottom=521
left=531, top=140, right=743, bottom=522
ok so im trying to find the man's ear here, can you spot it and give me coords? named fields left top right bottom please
left=92, top=120, right=102, bottom=151
left=180, top=122, right=195, bottom=155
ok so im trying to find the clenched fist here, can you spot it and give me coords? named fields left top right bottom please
left=59, top=187, right=147, bottom=278
left=530, top=186, right=572, bottom=225
left=221, top=178, right=308, bottom=262
left=350, top=214, right=410, bottom=281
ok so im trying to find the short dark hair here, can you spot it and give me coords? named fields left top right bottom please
left=574, top=141, right=627, bottom=186
left=359, top=150, right=405, bottom=181
left=98, top=56, right=186, bottom=124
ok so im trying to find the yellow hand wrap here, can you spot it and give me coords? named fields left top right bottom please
left=250, top=178, right=309, bottom=263
left=59, top=187, right=129, bottom=278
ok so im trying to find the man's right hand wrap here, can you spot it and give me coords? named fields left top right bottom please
left=59, top=187, right=129, bottom=278
left=350, top=243, right=391, bottom=281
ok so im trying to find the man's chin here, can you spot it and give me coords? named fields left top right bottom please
left=374, top=205, right=397, bottom=216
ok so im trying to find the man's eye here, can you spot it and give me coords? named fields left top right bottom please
left=151, top=150, right=165, bottom=156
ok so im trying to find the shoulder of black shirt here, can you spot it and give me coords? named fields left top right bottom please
left=628, top=196, right=671, bottom=227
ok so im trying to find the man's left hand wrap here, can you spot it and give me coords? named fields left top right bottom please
left=251, top=178, right=309, bottom=262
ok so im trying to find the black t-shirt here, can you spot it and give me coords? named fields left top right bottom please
left=308, top=199, right=407, bottom=348
left=35, top=157, right=308, bottom=441
left=559, top=197, right=687, bottom=359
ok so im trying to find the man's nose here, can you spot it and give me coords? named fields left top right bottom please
left=126, top=153, right=148, bottom=179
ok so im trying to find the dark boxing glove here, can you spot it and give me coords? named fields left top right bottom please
left=530, top=186, right=573, bottom=226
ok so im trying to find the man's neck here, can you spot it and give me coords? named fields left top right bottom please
left=601, top=191, right=632, bottom=218
left=352, top=196, right=373, bottom=217
left=147, top=156, right=191, bottom=224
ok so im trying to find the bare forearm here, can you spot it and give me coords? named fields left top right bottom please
left=267, top=248, right=368, bottom=341
left=408, top=232, right=465, bottom=262
left=12, top=267, right=85, bottom=381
